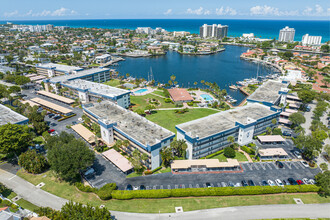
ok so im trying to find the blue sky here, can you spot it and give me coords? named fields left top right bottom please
left=1, top=0, right=330, bottom=20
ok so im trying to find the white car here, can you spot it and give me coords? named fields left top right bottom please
left=275, top=179, right=284, bottom=187
left=301, top=161, right=309, bottom=168
left=133, top=186, right=139, bottom=190
left=78, top=118, right=84, bottom=122
left=234, top=182, right=242, bottom=187
left=308, top=179, right=316, bottom=185
left=268, top=180, right=276, bottom=186
left=302, top=178, right=309, bottom=185
left=294, top=151, right=302, bottom=159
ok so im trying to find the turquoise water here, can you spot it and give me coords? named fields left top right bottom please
left=134, top=88, right=148, bottom=94
left=4, top=19, right=329, bottom=42
left=200, top=94, right=213, bottom=101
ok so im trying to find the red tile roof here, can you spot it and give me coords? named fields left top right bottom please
left=168, top=88, right=193, bottom=102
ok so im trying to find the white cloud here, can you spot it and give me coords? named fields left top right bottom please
left=250, top=5, right=299, bottom=16
left=164, top=9, right=172, bottom=15
left=51, top=7, right=77, bottom=16
left=186, top=7, right=210, bottom=15
left=3, top=10, right=18, bottom=18
left=215, top=7, right=237, bottom=16
left=303, top=5, right=329, bottom=16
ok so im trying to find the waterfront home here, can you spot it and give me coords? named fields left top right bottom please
left=168, top=88, right=193, bottom=103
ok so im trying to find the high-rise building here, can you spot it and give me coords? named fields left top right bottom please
left=199, top=24, right=228, bottom=39
left=302, top=34, right=322, bottom=46
left=278, top=26, right=295, bottom=42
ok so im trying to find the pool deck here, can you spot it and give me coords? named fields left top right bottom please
left=131, top=87, right=155, bottom=96
left=190, top=89, right=216, bottom=103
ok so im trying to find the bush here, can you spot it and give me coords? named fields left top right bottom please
left=18, top=150, right=49, bottom=174
left=224, top=147, right=235, bottom=158
left=96, top=183, right=117, bottom=200
left=175, top=103, right=183, bottom=108
left=164, top=98, right=172, bottom=103
left=187, top=102, right=194, bottom=106
left=75, top=182, right=96, bottom=193
left=111, top=185, right=320, bottom=200
left=144, top=170, right=153, bottom=175
left=205, top=149, right=224, bottom=159
left=241, top=146, right=255, bottom=155
left=272, top=128, right=282, bottom=135
left=151, top=166, right=162, bottom=173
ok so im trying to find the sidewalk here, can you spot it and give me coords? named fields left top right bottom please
left=238, top=149, right=253, bottom=163
left=0, top=169, right=68, bottom=210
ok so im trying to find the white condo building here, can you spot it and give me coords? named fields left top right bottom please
left=278, top=26, right=295, bottom=42
left=199, top=24, right=228, bottom=39
left=302, top=34, right=322, bottom=46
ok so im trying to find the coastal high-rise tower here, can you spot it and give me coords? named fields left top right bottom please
left=302, top=34, right=322, bottom=46
left=278, top=26, right=295, bottom=42
left=199, top=24, right=228, bottom=39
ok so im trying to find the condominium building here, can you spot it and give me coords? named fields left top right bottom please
left=0, top=104, right=29, bottom=126
left=302, top=34, right=322, bottom=46
left=61, top=79, right=131, bottom=108
left=278, top=26, right=295, bottom=42
left=199, top=24, right=228, bottom=39
left=36, top=63, right=83, bottom=77
left=83, top=101, right=175, bottom=170
left=176, top=103, right=281, bottom=160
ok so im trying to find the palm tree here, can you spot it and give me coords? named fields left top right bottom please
left=122, top=140, right=130, bottom=150
left=126, top=73, right=130, bottom=78
left=200, top=80, right=205, bottom=85
left=227, top=136, right=235, bottom=145
left=160, top=147, right=174, bottom=167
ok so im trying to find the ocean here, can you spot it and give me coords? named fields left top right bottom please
left=2, top=19, right=330, bottom=42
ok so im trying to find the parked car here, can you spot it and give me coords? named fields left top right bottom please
left=288, top=178, right=298, bottom=185
left=261, top=180, right=269, bottom=186
left=140, top=185, right=146, bottom=190
left=228, top=181, right=234, bottom=187
left=275, top=161, right=284, bottom=168
left=293, top=151, right=302, bottom=159
left=282, top=130, right=292, bottom=137
left=282, top=180, right=289, bottom=185
left=133, top=186, right=139, bottom=190
left=72, top=121, right=77, bottom=125
left=53, top=115, right=62, bottom=120
left=275, top=179, right=284, bottom=187
left=48, top=129, right=55, bottom=133
left=221, top=182, right=228, bottom=187
left=296, top=180, right=304, bottom=185
left=83, top=168, right=95, bottom=177
left=248, top=180, right=255, bottom=186
left=302, top=178, right=309, bottom=185
left=301, top=161, right=309, bottom=168
left=308, top=179, right=316, bottom=185
left=268, top=180, right=276, bottom=186
left=234, top=182, right=242, bottom=187
left=50, top=123, right=57, bottom=126
left=241, top=180, right=248, bottom=187
left=206, top=182, right=211, bottom=188
left=48, top=113, right=55, bottom=118
left=78, top=118, right=84, bottom=122
left=126, top=184, right=133, bottom=190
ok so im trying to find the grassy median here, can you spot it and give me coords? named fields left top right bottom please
left=16, top=170, right=330, bottom=213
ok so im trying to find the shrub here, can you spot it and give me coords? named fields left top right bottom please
left=164, top=98, right=172, bottom=103
left=187, top=102, right=194, bottom=106
left=96, top=183, right=117, bottom=200
left=144, top=170, right=153, bottom=175
left=18, top=150, right=49, bottom=174
left=75, top=182, right=96, bottom=193
left=224, top=147, right=235, bottom=158
left=175, top=103, right=183, bottom=108
left=272, top=128, right=283, bottom=135
left=205, top=150, right=224, bottom=159
left=151, top=166, right=162, bottom=173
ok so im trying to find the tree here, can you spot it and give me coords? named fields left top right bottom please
left=160, top=147, right=174, bottom=167
left=320, top=163, right=328, bottom=171
left=289, top=112, right=306, bottom=127
left=298, top=89, right=316, bottom=104
left=320, top=44, right=329, bottom=53
left=129, top=149, right=148, bottom=172
left=325, top=144, right=330, bottom=156
left=0, top=124, right=33, bottom=156
left=315, top=171, right=330, bottom=197
left=8, top=86, right=21, bottom=94
left=35, top=201, right=111, bottom=220
left=18, top=150, right=48, bottom=174
left=227, top=136, right=235, bottom=145
left=271, top=118, right=277, bottom=126
left=145, top=104, right=155, bottom=114
left=5, top=55, right=14, bottom=64
left=135, top=109, right=145, bottom=116
left=27, top=109, right=48, bottom=135
left=312, top=129, right=328, bottom=142
left=266, top=127, right=272, bottom=135
left=293, top=135, right=322, bottom=161
left=170, top=140, right=187, bottom=158
left=282, top=51, right=293, bottom=60
left=14, top=75, right=30, bottom=85
left=47, top=132, right=95, bottom=182
left=224, top=147, right=236, bottom=158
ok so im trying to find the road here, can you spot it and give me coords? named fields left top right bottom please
left=0, top=168, right=68, bottom=210
left=111, top=204, right=330, bottom=220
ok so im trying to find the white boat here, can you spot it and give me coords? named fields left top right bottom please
left=229, top=85, right=238, bottom=90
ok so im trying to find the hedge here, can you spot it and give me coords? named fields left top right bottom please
left=111, top=185, right=319, bottom=200
left=205, top=149, right=224, bottom=159
left=241, top=146, right=255, bottom=155
left=151, top=166, right=162, bottom=173
left=75, top=182, right=96, bottom=193
left=96, top=183, right=117, bottom=200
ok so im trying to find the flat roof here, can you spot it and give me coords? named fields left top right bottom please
left=286, top=95, right=301, bottom=101
left=102, top=149, right=133, bottom=172
left=0, top=104, right=28, bottom=126
left=36, top=63, right=83, bottom=73
left=49, top=67, right=110, bottom=84
left=248, top=80, right=288, bottom=104
left=37, top=90, right=75, bottom=104
left=258, top=148, right=288, bottom=157
left=280, top=112, right=292, bottom=117
left=84, top=101, right=174, bottom=147
left=279, top=118, right=292, bottom=124
left=171, top=159, right=240, bottom=169
left=20, top=100, right=40, bottom=107
left=168, top=88, right=193, bottom=102
left=257, top=135, right=285, bottom=143
left=285, top=109, right=298, bottom=113
left=176, top=103, right=276, bottom=139
left=71, top=124, right=96, bottom=144
left=30, top=98, right=72, bottom=114
left=62, top=79, right=129, bottom=98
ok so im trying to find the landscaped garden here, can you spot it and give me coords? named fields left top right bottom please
left=104, top=79, right=122, bottom=87
left=130, top=93, right=176, bottom=111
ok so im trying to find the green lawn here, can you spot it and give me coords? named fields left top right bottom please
left=152, top=90, right=166, bottom=97
left=33, top=136, right=45, bottom=145
left=16, top=199, right=39, bottom=211
left=104, top=79, right=121, bottom=87
left=127, top=172, right=143, bottom=178
left=146, top=108, right=218, bottom=133
left=13, top=170, right=330, bottom=214
left=130, top=94, right=176, bottom=111
left=210, top=152, right=248, bottom=162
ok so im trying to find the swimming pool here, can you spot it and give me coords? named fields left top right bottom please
left=200, top=94, right=213, bottom=101
left=134, top=88, right=148, bottom=94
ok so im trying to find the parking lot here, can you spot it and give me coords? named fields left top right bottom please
left=254, top=139, right=300, bottom=159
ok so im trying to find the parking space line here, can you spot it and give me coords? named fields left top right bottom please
left=211, top=183, right=214, bottom=187
left=167, top=185, right=171, bottom=189
left=284, top=161, right=292, bottom=169
left=272, top=162, right=279, bottom=170
left=246, top=163, right=254, bottom=171
left=297, top=161, right=306, bottom=169
left=292, top=162, right=300, bottom=169
left=253, top=163, right=260, bottom=170
left=258, top=163, right=267, bottom=170
left=203, top=183, right=206, bottom=188
left=189, top=184, right=193, bottom=188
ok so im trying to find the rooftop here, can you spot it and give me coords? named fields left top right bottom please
left=84, top=101, right=174, bottom=147
left=48, top=67, right=110, bottom=84
left=71, top=124, right=96, bottom=144
left=37, top=90, right=75, bottom=104
left=62, top=79, right=130, bottom=98
left=258, top=148, right=288, bottom=157
left=30, top=98, right=72, bottom=114
left=176, top=103, right=276, bottom=139
left=257, top=135, right=285, bottom=143
left=248, top=80, right=288, bottom=104
left=0, top=104, right=28, bottom=126
left=171, top=159, right=240, bottom=169
left=36, top=63, right=83, bottom=73
left=102, top=149, right=133, bottom=173
left=168, top=88, right=193, bottom=102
